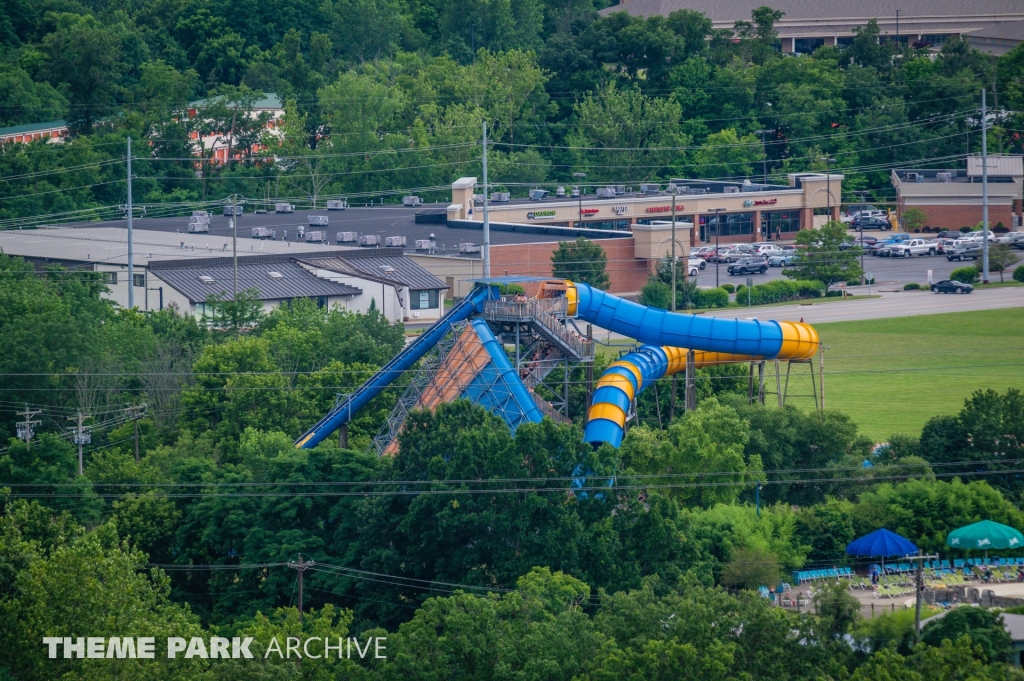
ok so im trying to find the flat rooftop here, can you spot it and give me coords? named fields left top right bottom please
left=892, top=169, right=1016, bottom=184
left=53, top=204, right=630, bottom=256
left=0, top=226, right=356, bottom=267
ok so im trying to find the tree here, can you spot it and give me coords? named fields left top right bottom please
left=901, top=206, right=928, bottom=232
left=719, top=546, right=781, bottom=590
left=987, top=244, right=1022, bottom=282
left=692, top=128, right=764, bottom=179
left=783, top=221, right=864, bottom=288
left=551, top=237, right=611, bottom=290
left=921, top=607, right=1012, bottom=664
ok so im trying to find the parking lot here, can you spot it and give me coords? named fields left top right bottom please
left=692, top=234, right=990, bottom=288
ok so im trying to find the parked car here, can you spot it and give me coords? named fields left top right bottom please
left=851, top=216, right=893, bottom=231
left=935, top=237, right=958, bottom=254
left=931, top=279, right=974, bottom=294
left=691, top=246, right=716, bottom=257
left=767, top=253, right=795, bottom=267
left=888, top=239, right=937, bottom=257
left=839, top=235, right=878, bottom=251
left=840, top=204, right=885, bottom=223
left=708, top=248, right=742, bottom=263
left=935, top=230, right=963, bottom=239
left=867, top=234, right=911, bottom=255
left=946, top=244, right=982, bottom=261
left=688, top=256, right=707, bottom=270
left=754, top=244, right=785, bottom=255
left=727, top=257, right=769, bottom=275
left=994, top=232, right=1024, bottom=245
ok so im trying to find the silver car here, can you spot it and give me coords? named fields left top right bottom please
left=768, top=253, right=795, bottom=267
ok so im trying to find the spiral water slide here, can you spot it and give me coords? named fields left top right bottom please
left=567, top=282, right=819, bottom=448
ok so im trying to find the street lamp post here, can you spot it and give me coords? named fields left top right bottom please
left=573, top=172, right=587, bottom=227
left=712, top=208, right=726, bottom=288
left=670, top=184, right=679, bottom=314
left=822, top=157, right=837, bottom=225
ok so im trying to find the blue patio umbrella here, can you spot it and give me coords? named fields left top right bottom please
left=846, top=529, right=918, bottom=573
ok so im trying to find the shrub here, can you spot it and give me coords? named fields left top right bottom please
left=721, top=283, right=736, bottom=293
left=912, top=228, right=920, bottom=233
left=994, top=224, right=1009, bottom=234
left=825, top=290, right=842, bottom=297
left=960, top=226, right=972, bottom=232
left=950, top=266, right=979, bottom=284
left=694, top=287, right=729, bottom=308
left=1014, top=266, right=1024, bottom=283
left=904, top=283, right=921, bottom=290
left=794, top=280, right=826, bottom=298
left=922, top=226, right=933, bottom=233
left=735, top=284, right=746, bottom=294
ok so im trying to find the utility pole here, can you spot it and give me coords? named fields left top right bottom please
left=819, top=346, right=826, bottom=411
left=754, top=129, right=774, bottom=183
left=482, top=121, right=490, bottom=278
left=127, top=403, right=147, bottom=462
left=712, top=208, right=725, bottom=288
left=232, top=194, right=239, bottom=297
left=670, top=184, right=679, bottom=422
left=127, top=137, right=134, bottom=308
left=907, top=551, right=940, bottom=644
left=288, top=555, right=313, bottom=623
left=982, top=89, right=990, bottom=284
left=67, top=411, right=91, bottom=475
left=16, top=404, right=41, bottom=450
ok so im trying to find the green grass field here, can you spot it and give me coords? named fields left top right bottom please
left=817, top=308, right=1024, bottom=442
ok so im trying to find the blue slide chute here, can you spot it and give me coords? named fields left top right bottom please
left=294, top=285, right=497, bottom=449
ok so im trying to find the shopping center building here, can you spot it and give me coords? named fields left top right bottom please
left=449, top=173, right=843, bottom=245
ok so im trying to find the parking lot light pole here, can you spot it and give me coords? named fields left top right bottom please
left=573, top=172, right=587, bottom=226
left=822, top=157, right=837, bottom=224
left=982, top=89, right=990, bottom=284
left=754, top=129, right=774, bottom=184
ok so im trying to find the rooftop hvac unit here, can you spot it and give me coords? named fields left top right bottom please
left=458, top=242, right=481, bottom=254
left=251, top=227, right=272, bottom=239
left=473, top=194, right=483, bottom=205
left=275, top=203, right=295, bottom=213
left=613, top=185, right=625, bottom=195
left=223, top=205, right=243, bottom=216
left=555, top=186, right=566, bottom=197
left=188, top=215, right=209, bottom=224
left=191, top=210, right=211, bottom=218
left=327, top=199, right=347, bottom=210
left=415, top=239, right=435, bottom=250
left=687, top=188, right=707, bottom=195
left=358, top=234, right=381, bottom=247
left=723, top=186, right=739, bottom=193
left=306, top=231, right=327, bottom=243
left=337, top=231, right=358, bottom=243
left=640, top=184, right=661, bottom=194
left=384, top=236, right=407, bottom=247
left=308, top=215, right=328, bottom=226
left=571, top=187, right=581, bottom=198
left=937, top=172, right=952, bottom=183
left=403, top=196, right=423, bottom=207
left=188, top=222, right=209, bottom=233
left=529, top=189, right=550, bottom=201
left=905, top=172, right=920, bottom=182
left=596, top=187, right=616, bottom=198
left=490, top=192, right=510, bottom=202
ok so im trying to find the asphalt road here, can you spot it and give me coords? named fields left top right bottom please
left=708, top=286, right=1024, bottom=324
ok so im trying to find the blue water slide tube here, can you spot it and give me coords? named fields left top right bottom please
left=294, top=285, right=497, bottom=449
left=568, top=282, right=819, bottom=448
left=469, top=319, right=544, bottom=428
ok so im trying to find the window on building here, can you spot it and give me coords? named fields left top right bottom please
left=133, top=273, right=145, bottom=287
left=919, top=34, right=952, bottom=48
left=316, top=296, right=328, bottom=309
left=103, top=272, right=117, bottom=285
left=410, top=289, right=439, bottom=310
left=836, top=37, right=856, bottom=48
left=698, top=212, right=754, bottom=241
left=793, top=38, right=825, bottom=55
left=762, top=210, right=801, bottom=234
left=578, top=219, right=631, bottom=231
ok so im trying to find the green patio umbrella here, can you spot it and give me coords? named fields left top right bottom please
left=946, top=520, right=1024, bottom=552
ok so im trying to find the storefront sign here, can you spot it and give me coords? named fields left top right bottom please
left=645, top=205, right=679, bottom=213
left=579, top=208, right=600, bottom=216
left=527, top=210, right=557, bottom=220
left=612, top=205, right=629, bottom=215
left=743, top=198, right=778, bottom=207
